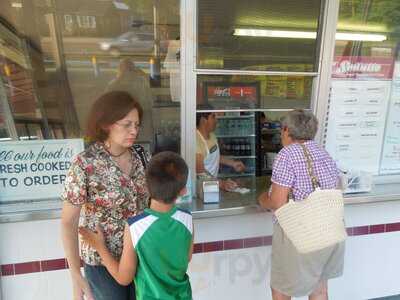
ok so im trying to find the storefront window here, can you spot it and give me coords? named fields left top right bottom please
left=197, top=0, right=322, bottom=71
left=195, top=0, right=322, bottom=208
left=0, top=0, right=181, bottom=207
left=0, top=0, right=181, bottom=148
left=195, top=75, right=310, bottom=207
left=325, top=0, right=400, bottom=190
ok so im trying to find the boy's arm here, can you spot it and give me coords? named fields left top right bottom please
left=188, top=228, right=194, bottom=262
left=79, top=223, right=137, bottom=285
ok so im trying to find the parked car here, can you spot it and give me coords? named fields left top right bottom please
left=99, top=31, right=166, bottom=56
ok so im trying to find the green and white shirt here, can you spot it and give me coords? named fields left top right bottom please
left=128, top=206, right=193, bottom=300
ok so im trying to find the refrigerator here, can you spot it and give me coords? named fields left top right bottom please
left=203, top=82, right=263, bottom=177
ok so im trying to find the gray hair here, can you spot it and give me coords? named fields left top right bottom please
left=281, top=109, right=319, bottom=141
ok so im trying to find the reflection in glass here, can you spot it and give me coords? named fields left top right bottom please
left=335, top=0, right=400, bottom=63
left=197, top=75, right=313, bottom=109
left=195, top=108, right=288, bottom=207
left=0, top=0, right=181, bottom=154
left=197, top=0, right=322, bottom=70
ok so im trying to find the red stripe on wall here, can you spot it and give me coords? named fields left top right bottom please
left=1, top=222, right=400, bottom=277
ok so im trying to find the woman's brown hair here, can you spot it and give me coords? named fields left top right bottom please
left=86, top=91, right=143, bottom=142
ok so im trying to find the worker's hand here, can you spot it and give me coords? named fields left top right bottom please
left=221, top=179, right=238, bottom=191
left=232, top=160, right=246, bottom=173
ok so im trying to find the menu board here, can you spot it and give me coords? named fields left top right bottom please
left=380, top=62, right=400, bottom=174
left=325, top=80, right=391, bottom=174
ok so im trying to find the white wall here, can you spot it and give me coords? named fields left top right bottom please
left=1, top=200, right=400, bottom=300
left=0, top=219, right=71, bottom=300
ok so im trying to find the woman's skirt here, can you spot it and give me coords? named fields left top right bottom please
left=270, top=222, right=345, bottom=297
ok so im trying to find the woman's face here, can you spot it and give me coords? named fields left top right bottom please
left=106, top=109, right=140, bottom=148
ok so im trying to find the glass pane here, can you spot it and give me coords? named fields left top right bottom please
left=0, top=119, right=10, bottom=141
left=195, top=110, right=287, bottom=209
left=325, top=0, right=400, bottom=184
left=0, top=0, right=182, bottom=208
left=197, top=0, right=322, bottom=70
left=0, top=0, right=181, bottom=154
left=26, top=123, right=43, bottom=140
left=0, top=82, right=11, bottom=141
left=334, top=0, right=400, bottom=61
left=58, top=0, right=181, bottom=153
left=197, top=74, right=313, bottom=109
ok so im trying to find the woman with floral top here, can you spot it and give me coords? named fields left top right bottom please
left=61, top=91, right=150, bottom=300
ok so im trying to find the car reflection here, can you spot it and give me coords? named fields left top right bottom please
left=99, top=31, right=167, bottom=56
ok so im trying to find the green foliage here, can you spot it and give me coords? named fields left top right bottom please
left=339, top=0, right=400, bottom=28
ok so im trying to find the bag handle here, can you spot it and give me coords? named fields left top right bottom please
left=299, top=143, right=320, bottom=190
left=132, top=144, right=148, bottom=170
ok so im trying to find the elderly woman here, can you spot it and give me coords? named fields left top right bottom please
left=258, top=109, right=344, bottom=300
left=61, top=91, right=150, bottom=300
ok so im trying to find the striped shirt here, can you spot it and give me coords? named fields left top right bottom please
left=128, top=206, right=193, bottom=300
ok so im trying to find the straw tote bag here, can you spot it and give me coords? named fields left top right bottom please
left=274, top=144, right=347, bottom=254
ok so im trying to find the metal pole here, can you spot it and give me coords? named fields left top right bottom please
left=313, top=0, right=341, bottom=144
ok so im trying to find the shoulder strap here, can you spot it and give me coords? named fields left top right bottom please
left=132, top=144, right=148, bottom=169
left=299, top=143, right=320, bottom=190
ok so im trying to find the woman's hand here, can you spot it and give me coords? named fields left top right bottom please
left=79, top=225, right=106, bottom=251
left=61, top=202, right=93, bottom=300
left=71, top=274, right=94, bottom=300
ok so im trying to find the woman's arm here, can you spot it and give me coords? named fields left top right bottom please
left=258, top=183, right=290, bottom=210
left=188, top=228, right=194, bottom=262
left=61, top=202, right=94, bottom=300
left=79, top=224, right=137, bottom=286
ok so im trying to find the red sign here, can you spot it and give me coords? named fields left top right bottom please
left=207, top=86, right=257, bottom=101
left=332, top=56, right=394, bottom=79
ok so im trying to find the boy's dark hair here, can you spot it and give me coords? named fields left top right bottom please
left=146, top=151, right=188, bottom=204
left=196, top=103, right=214, bottom=127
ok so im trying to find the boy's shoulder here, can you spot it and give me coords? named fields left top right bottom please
left=127, top=211, right=154, bottom=226
left=175, top=207, right=192, bottom=216
left=171, top=207, right=193, bottom=235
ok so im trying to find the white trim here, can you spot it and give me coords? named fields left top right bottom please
left=314, top=0, right=340, bottom=145
left=172, top=210, right=193, bottom=234
left=180, top=0, right=186, bottom=158
left=129, top=215, right=158, bottom=248
left=195, top=68, right=318, bottom=77
left=196, top=109, right=304, bottom=113
left=183, top=0, right=197, bottom=185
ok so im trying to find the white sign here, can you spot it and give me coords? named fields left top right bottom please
left=0, top=139, right=84, bottom=202
left=380, top=62, right=400, bottom=174
left=325, top=80, right=391, bottom=174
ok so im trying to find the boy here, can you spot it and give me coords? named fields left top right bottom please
left=79, top=151, right=193, bottom=300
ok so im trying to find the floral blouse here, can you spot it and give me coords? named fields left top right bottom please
left=61, top=142, right=150, bottom=265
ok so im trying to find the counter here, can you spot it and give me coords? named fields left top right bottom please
left=1, top=176, right=399, bottom=223
left=1, top=180, right=400, bottom=300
